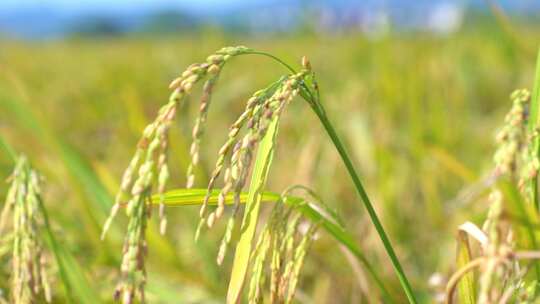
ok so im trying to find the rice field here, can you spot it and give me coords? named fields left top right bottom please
left=1, top=26, right=540, bottom=303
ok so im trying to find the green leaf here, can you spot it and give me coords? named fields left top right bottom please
left=226, top=115, right=280, bottom=304
left=456, top=230, right=476, bottom=304
left=151, top=188, right=393, bottom=302
left=529, top=49, right=540, bottom=133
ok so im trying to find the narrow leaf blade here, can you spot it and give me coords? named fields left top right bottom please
left=227, top=116, right=280, bottom=303
left=456, top=231, right=476, bottom=304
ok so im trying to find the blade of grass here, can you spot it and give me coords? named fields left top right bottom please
left=150, top=188, right=393, bottom=302
left=456, top=230, right=477, bottom=304
left=226, top=116, right=280, bottom=304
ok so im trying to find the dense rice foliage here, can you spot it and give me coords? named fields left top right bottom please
left=1, top=28, right=539, bottom=302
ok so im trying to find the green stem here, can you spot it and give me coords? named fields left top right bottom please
left=154, top=188, right=394, bottom=301
left=311, top=104, right=417, bottom=304
left=243, top=51, right=297, bottom=75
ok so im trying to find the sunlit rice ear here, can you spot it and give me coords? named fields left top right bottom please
left=247, top=190, right=318, bottom=304
left=199, top=73, right=306, bottom=264
left=1, top=156, right=52, bottom=304
left=102, top=46, right=258, bottom=303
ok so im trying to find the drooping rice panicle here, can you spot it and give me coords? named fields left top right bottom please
left=103, top=67, right=195, bottom=304
left=247, top=201, right=286, bottom=304
left=194, top=80, right=285, bottom=241
left=245, top=187, right=320, bottom=304
left=184, top=46, right=252, bottom=189
left=101, top=101, right=177, bottom=240
left=0, top=156, right=52, bottom=304
left=186, top=63, right=221, bottom=189
left=113, top=140, right=159, bottom=304
left=268, top=206, right=290, bottom=303
left=284, top=223, right=317, bottom=304
left=276, top=212, right=302, bottom=300
left=208, top=73, right=307, bottom=264
left=101, top=46, right=258, bottom=303
left=102, top=46, right=254, bottom=239
left=247, top=222, right=272, bottom=303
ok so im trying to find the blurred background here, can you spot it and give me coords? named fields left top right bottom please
left=1, top=0, right=540, bottom=303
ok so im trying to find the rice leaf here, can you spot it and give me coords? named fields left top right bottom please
left=528, top=49, right=540, bottom=132
left=151, top=188, right=393, bottom=302
left=456, top=230, right=476, bottom=304
left=226, top=115, right=280, bottom=303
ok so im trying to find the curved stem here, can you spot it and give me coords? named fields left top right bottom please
left=310, top=102, right=418, bottom=303
left=242, top=50, right=298, bottom=74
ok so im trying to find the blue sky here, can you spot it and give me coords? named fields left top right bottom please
left=2, top=0, right=538, bottom=13
left=1, top=0, right=269, bottom=13
left=1, top=0, right=538, bottom=39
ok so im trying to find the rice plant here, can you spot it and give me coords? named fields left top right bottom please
left=445, top=51, right=540, bottom=303
left=0, top=155, right=52, bottom=303
left=100, top=46, right=416, bottom=303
